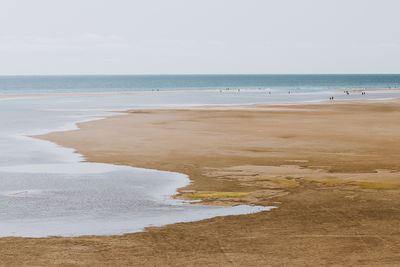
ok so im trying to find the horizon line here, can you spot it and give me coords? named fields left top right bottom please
left=1, top=73, right=400, bottom=77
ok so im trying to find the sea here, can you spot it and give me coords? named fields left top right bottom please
left=1, top=74, right=399, bottom=237
left=1, top=74, right=400, bottom=94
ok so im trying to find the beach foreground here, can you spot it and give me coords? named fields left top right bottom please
left=2, top=100, right=400, bottom=266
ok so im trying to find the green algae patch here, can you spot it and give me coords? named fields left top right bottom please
left=190, top=192, right=252, bottom=199
left=351, top=182, right=398, bottom=189
left=304, top=178, right=349, bottom=185
left=273, top=178, right=299, bottom=188
left=304, top=177, right=399, bottom=190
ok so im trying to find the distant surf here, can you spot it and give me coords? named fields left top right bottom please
left=1, top=74, right=400, bottom=95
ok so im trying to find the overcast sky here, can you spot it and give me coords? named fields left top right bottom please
left=0, top=0, right=399, bottom=75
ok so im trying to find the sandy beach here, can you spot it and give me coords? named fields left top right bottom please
left=1, top=99, right=400, bottom=266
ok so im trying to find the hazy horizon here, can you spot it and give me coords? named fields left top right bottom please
left=1, top=73, right=400, bottom=77
left=1, top=0, right=399, bottom=75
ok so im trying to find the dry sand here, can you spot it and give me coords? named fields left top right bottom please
left=1, top=100, right=400, bottom=266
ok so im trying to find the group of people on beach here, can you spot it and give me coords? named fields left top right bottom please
left=219, top=88, right=241, bottom=92
left=214, top=88, right=367, bottom=100
left=344, top=90, right=366, bottom=95
left=330, top=90, right=367, bottom=101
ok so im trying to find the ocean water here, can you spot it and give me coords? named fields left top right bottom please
left=1, top=75, right=400, bottom=237
left=0, top=74, right=400, bottom=94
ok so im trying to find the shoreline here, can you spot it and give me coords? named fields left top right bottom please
left=2, top=99, right=400, bottom=265
left=3, top=104, right=278, bottom=237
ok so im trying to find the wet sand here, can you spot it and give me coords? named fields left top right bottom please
left=0, top=87, right=399, bottom=100
left=0, top=88, right=253, bottom=99
left=2, top=100, right=400, bottom=266
left=343, top=88, right=400, bottom=93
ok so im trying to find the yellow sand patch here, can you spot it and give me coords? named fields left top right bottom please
left=190, top=192, right=252, bottom=198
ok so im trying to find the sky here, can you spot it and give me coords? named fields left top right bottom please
left=0, top=0, right=399, bottom=75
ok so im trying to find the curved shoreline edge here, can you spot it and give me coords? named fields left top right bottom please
left=15, top=99, right=277, bottom=237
